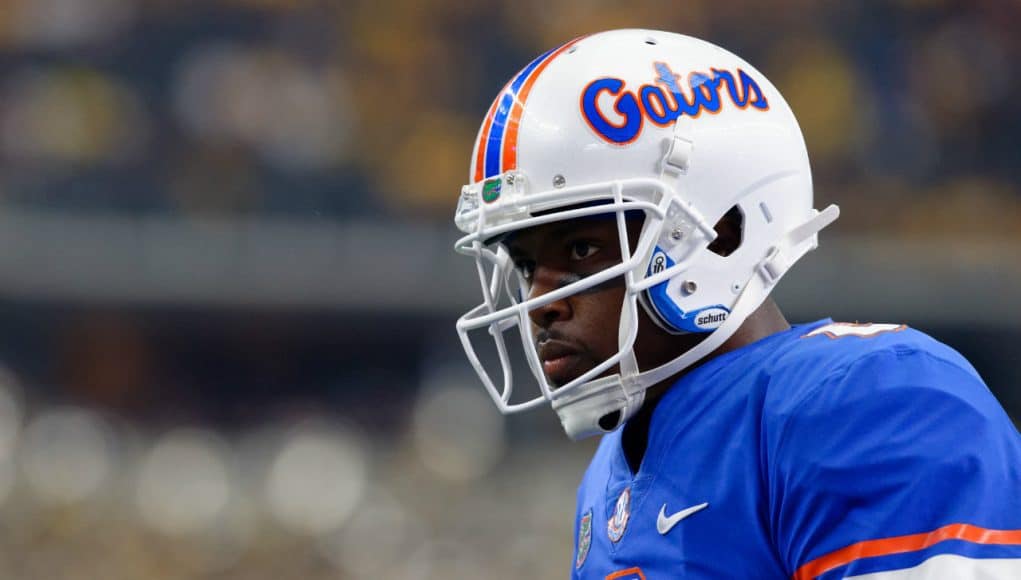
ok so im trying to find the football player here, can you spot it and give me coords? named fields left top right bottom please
left=453, top=30, right=1021, bottom=578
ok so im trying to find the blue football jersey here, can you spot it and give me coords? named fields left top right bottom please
left=571, top=320, right=1021, bottom=579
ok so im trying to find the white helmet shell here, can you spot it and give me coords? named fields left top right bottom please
left=454, top=29, right=838, bottom=439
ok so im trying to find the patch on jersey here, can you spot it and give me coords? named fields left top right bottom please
left=607, top=487, right=631, bottom=543
left=575, top=509, right=593, bottom=569
left=802, top=322, right=907, bottom=340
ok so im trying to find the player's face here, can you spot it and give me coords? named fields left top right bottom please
left=505, top=215, right=689, bottom=387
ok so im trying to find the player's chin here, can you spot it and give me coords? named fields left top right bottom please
left=543, top=353, right=591, bottom=388
left=544, top=356, right=618, bottom=389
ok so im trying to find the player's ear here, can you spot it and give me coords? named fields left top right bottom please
left=707, top=206, right=743, bottom=257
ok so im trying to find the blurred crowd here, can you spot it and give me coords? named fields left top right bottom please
left=0, top=363, right=591, bottom=579
left=0, top=0, right=1018, bottom=233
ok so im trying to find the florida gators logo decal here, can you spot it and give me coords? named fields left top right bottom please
left=581, top=62, right=769, bottom=144
left=607, top=487, right=631, bottom=543
left=576, top=509, right=593, bottom=569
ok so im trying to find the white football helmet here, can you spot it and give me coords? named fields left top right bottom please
left=453, top=29, right=839, bottom=439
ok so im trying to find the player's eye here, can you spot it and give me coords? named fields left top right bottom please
left=569, top=241, right=600, bottom=261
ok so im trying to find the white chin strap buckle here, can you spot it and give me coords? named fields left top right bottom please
left=553, top=376, right=646, bottom=440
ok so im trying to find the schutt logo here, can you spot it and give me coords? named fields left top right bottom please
left=696, top=310, right=728, bottom=327
left=580, top=62, right=769, bottom=145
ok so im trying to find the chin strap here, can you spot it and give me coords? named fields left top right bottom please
left=632, top=263, right=772, bottom=391
left=552, top=203, right=840, bottom=440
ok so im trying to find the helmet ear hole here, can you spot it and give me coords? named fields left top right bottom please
left=707, top=205, right=744, bottom=257
left=598, top=410, right=622, bottom=431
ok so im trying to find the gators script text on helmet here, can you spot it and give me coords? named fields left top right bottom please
left=453, top=29, right=839, bottom=439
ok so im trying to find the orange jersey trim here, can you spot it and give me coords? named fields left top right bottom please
left=605, top=567, right=646, bottom=580
left=792, top=523, right=1021, bottom=580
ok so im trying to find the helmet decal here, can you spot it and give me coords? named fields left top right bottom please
left=473, top=35, right=588, bottom=182
left=581, top=62, right=770, bottom=145
left=481, top=177, right=502, bottom=203
left=580, top=78, right=645, bottom=145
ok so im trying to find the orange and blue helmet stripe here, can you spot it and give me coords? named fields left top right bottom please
left=473, top=36, right=587, bottom=183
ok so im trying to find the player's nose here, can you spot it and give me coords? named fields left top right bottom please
left=526, top=267, right=572, bottom=328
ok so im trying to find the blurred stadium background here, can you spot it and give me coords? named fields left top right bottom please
left=0, top=0, right=1018, bottom=578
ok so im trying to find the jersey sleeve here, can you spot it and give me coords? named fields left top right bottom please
left=766, top=346, right=1021, bottom=579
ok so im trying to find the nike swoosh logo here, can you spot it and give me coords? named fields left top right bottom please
left=657, top=502, right=709, bottom=534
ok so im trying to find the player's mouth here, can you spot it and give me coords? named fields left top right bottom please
left=536, top=339, right=587, bottom=387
